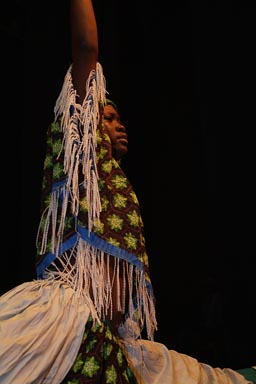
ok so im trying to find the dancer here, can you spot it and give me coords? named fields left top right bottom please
left=0, top=0, right=255, bottom=383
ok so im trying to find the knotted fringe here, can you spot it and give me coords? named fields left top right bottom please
left=43, top=237, right=157, bottom=340
left=54, top=62, right=105, bottom=234
left=38, top=63, right=106, bottom=257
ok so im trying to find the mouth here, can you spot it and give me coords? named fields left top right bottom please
left=118, top=138, right=128, bottom=146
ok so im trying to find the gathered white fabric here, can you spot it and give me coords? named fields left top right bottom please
left=121, top=341, right=252, bottom=384
left=118, top=320, right=252, bottom=384
left=0, top=280, right=90, bottom=384
left=0, top=286, right=252, bottom=384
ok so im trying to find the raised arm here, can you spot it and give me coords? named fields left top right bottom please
left=70, top=0, right=99, bottom=103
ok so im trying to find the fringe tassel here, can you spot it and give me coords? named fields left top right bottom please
left=38, top=63, right=106, bottom=257
left=54, top=63, right=106, bottom=230
left=43, top=238, right=157, bottom=340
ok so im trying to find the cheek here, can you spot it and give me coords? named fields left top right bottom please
left=105, top=126, right=115, bottom=140
left=103, top=123, right=111, bottom=134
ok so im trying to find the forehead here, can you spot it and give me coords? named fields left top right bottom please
left=104, top=104, right=118, bottom=114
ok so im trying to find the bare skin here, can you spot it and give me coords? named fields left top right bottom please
left=70, top=0, right=98, bottom=103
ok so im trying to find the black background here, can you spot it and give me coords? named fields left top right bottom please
left=1, top=0, right=255, bottom=371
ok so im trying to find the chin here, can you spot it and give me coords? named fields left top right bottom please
left=113, top=146, right=128, bottom=161
left=115, top=145, right=128, bottom=159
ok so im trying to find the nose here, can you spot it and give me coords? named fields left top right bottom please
left=116, top=124, right=126, bottom=133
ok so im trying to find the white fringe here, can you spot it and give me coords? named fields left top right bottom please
left=43, top=237, right=157, bottom=340
left=38, top=63, right=106, bottom=257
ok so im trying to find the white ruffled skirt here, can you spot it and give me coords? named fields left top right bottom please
left=0, top=281, right=252, bottom=384
left=0, top=280, right=90, bottom=384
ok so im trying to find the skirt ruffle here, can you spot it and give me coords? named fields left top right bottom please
left=0, top=280, right=90, bottom=384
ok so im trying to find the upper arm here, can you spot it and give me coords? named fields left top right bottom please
left=70, top=0, right=99, bottom=103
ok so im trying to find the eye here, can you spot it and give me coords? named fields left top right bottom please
left=103, top=115, right=112, bottom=122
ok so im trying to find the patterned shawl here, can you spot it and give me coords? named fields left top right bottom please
left=35, top=63, right=157, bottom=340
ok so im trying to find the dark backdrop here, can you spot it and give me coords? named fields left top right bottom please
left=1, top=0, right=255, bottom=371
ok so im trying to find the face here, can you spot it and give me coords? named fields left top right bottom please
left=103, top=104, right=128, bottom=160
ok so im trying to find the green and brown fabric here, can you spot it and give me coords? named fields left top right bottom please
left=61, top=317, right=138, bottom=384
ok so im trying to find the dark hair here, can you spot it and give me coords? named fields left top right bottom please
left=106, top=98, right=118, bottom=111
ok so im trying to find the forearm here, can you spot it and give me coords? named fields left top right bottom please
left=70, top=0, right=99, bottom=102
